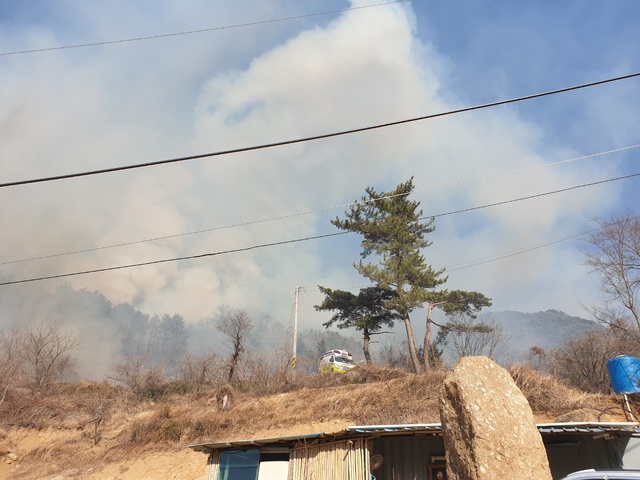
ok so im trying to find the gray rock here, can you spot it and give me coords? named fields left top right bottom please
left=439, top=356, right=552, bottom=480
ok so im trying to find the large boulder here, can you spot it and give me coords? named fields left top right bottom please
left=439, top=356, right=552, bottom=480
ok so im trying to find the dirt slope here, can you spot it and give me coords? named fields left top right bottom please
left=0, top=367, right=630, bottom=479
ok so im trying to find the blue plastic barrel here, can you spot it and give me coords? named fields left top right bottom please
left=607, top=355, right=640, bottom=394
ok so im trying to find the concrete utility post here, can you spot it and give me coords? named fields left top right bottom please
left=292, top=286, right=299, bottom=373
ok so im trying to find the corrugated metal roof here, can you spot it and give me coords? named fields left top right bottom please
left=188, top=433, right=327, bottom=452
left=350, top=422, right=640, bottom=436
left=346, top=423, right=443, bottom=434
left=187, top=422, right=640, bottom=452
left=537, top=422, right=640, bottom=435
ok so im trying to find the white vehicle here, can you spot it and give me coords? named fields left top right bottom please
left=319, top=349, right=356, bottom=373
left=560, top=470, right=640, bottom=479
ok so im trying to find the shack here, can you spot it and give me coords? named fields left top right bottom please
left=188, top=422, right=640, bottom=480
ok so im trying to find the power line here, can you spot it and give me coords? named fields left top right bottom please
left=295, top=218, right=640, bottom=293
left=445, top=231, right=589, bottom=272
left=445, top=215, right=640, bottom=273
left=0, top=232, right=346, bottom=286
left=301, top=227, right=621, bottom=292
left=298, top=290, right=330, bottom=323
left=298, top=231, right=591, bottom=293
left=3, top=71, right=640, bottom=189
left=421, top=144, right=640, bottom=194
left=0, top=1, right=409, bottom=57
left=2, top=170, right=638, bottom=287
left=428, top=171, right=640, bottom=219
left=3, top=143, right=636, bottom=267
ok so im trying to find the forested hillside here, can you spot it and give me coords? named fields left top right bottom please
left=0, top=284, right=606, bottom=383
left=491, top=309, right=602, bottom=361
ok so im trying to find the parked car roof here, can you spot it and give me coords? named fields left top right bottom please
left=560, top=469, right=640, bottom=479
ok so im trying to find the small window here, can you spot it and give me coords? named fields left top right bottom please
left=219, top=449, right=260, bottom=480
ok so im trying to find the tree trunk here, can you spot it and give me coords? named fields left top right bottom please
left=363, top=329, right=372, bottom=366
left=228, top=350, right=240, bottom=382
left=403, top=313, right=423, bottom=374
left=423, top=304, right=433, bottom=372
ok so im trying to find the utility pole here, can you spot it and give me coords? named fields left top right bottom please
left=292, top=286, right=299, bottom=373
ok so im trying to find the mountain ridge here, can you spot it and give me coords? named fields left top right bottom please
left=490, top=309, right=602, bottom=361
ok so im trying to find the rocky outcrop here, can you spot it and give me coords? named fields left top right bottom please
left=439, top=356, right=552, bottom=480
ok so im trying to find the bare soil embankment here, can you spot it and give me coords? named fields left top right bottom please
left=0, top=366, right=631, bottom=479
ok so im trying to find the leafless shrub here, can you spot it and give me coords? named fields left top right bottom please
left=178, top=353, right=225, bottom=396
left=550, top=329, right=638, bottom=393
left=290, top=353, right=320, bottom=375
left=234, top=350, right=291, bottom=396
left=437, top=312, right=508, bottom=362
left=0, top=327, right=22, bottom=405
left=216, top=308, right=254, bottom=383
left=376, top=338, right=413, bottom=371
left=73, top=381, right=119, bottom=445
left=19, top=319, right=81, bottom=394
left=107, top=356, right=168, bottom=400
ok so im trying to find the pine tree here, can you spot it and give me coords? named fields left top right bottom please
left=327, top=177, right=491, bottom=373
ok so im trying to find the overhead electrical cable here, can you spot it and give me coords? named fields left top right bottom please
left=2, top=170, right=638, bottom=286
left=296, top=217, right=639, bottom=293
left=0, top=232, right=346, bottom=286
left=445, top=215, right=640, bottom=272
left=424, top=144, right=640, bottom=193
left=298, top=291, right=330, bottom=323
left=426, top=171, right=640, bottom=219
left=0, top=1, right=409, bottom=57
left=3, top=71, right=640, bottom=189
left=445, top=231, right=590, bottom=272
left=2, top=143, right=636, bottom=267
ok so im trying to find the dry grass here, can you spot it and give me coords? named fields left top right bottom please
left=0, top=364, right=633, bottom=479
left=123, top=366, right=438, bottom=445
left=1, top=365, right=629, bottom=444
left=509, top=364, right=625, bottom=421
left=121, top=365, right=628, bottom=446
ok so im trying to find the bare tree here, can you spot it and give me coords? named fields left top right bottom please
left=551, top=329, right=634, bottom=393
left=436, top=312, right=507, bottom=362
left=0, top=327, right=23, bottom=404
left=107, top=355, right=166, bottom=400
left=377, top=338, right=413, bottom=371
left=78, top=382, right=115, bottom=445
left=216, top=308, right=254, bottom=383
left=20, top=319, right=80, bottom=393
left=178, top=353, right=223, bottom=394
left=583, top=213, right=640, bottom=337
left=238, top=349, right=291, bottom=395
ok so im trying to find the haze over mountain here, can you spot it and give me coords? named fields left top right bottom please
left=490, top=309, right=602, bottom=362
left=0, top=284, right=602, bottom=379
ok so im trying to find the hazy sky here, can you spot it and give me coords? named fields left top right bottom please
left=2, top=0, right=640, bottom=336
